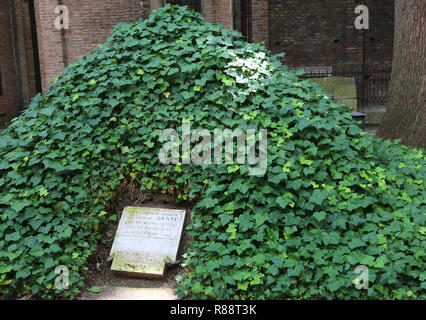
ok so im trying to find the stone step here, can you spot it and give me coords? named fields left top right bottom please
left=82, top=286, right=177, bottom=300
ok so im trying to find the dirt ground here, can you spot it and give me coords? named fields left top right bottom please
left=78, top=183, right=193, bottom=300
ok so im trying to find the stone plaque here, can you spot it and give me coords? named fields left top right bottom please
left=110, top=206, right=186, bottom=278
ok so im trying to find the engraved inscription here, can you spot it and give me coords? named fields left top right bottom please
left=119, top=209, right=183, bottom=240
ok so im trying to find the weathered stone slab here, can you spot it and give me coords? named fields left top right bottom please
left=310, top=76, right=358, bottom=110
left=110, top=206, right=186, bottom=278
left=111, top=251, right=165, bottom=279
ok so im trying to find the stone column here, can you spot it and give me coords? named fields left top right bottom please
left=151, top=0, right=166, bottom=10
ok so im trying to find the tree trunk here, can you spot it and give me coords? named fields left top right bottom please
left=376, top=0, right=426, bottom=149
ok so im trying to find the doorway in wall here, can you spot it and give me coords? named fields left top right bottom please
left=28, top=0, right=41, bottom=94
left=168, top=0, right=201, bottom=12
left=234, top=0, right=252, bottom=42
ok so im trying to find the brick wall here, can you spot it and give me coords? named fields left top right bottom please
left=34, top=0, right=150, bottom=92
left=251, top=0, right=268, bottom=46
left=34, top=0, right=66, bottom=92
left=61, top=0, right=149, bottom=65
left=364, top=0, right=394, bottom=68
left=201, top=0, right=268, bottom=45
left=269, top=0, right=394, bottom=70
left=201, top=0, right=233, bottom=29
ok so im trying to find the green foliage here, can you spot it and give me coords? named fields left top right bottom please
left=89, top=286, right=102, bottom=293
left=0, top=5, right=425, bottom=299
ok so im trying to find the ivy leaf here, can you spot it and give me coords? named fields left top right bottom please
left=311, top=189, right=328, bottom=206
left=276, top=196, right=292, bottom=209
left=348, top=239, right=366, bottom=250
left=219, top=213, right=233, bottom=226
left=89, top=286, right=102, bottom=293
left=5, top=232, right=20, bottom=242
left=313, top=211, right=326, bottom=222
left=237, top=282, right=249, bottom=291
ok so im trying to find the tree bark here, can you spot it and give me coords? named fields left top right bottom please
left=376, top=0, right=426, bottom=149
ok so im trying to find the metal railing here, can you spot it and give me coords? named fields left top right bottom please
left=297, top=66, right=392, bottom=110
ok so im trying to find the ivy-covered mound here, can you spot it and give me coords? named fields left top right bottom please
left=0, top=5, right=425, bottom=299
